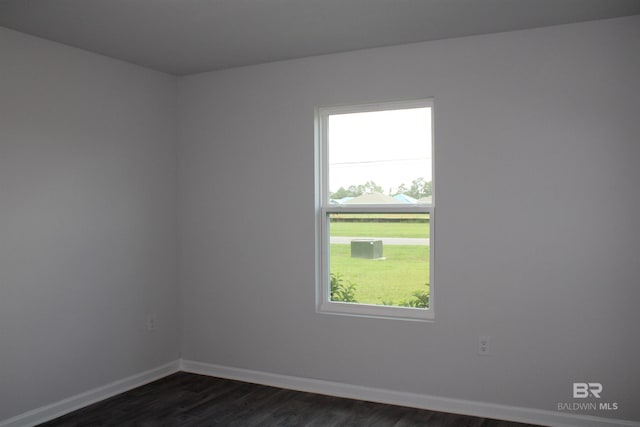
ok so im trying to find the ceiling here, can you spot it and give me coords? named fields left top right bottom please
left=1, top=0, right=639, bottom=76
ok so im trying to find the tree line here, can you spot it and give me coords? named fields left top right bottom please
left=331, top=177, right=432, bottom=200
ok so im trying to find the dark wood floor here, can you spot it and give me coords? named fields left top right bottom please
left=39, top=372, right=544, bottom=426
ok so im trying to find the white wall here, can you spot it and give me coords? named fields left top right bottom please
left=178, top=15, right=640, bottom=422
left=0, top=28, right=180, bottom=420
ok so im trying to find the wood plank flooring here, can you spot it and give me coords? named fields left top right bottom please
left=38, top=372, right=545, bottom=426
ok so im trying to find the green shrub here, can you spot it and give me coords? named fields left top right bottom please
left=399, top=283, right=430, bottom=308
left=330, top=273, right=358, bottom=303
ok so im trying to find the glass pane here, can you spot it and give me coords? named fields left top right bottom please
left=328, top=212, right=430, bottom=309
left=328, top=107, right=432, bottom=205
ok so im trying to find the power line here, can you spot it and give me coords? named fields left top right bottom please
left=330, top=157, right=430, bottom=166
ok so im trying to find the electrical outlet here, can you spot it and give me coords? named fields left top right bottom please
left=146, top=315, right=157, bottom=332
left=478, top=335, right=490, bottom=355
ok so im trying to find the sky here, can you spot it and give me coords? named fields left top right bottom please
left=328, top=107, right=432, bottom=194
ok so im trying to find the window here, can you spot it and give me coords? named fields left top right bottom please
left=316, top=99, right=434, bottom=321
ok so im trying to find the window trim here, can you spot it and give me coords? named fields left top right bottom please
left=315, top=99, right=435, bottom=322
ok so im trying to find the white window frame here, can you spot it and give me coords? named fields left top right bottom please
left=315, top=99, right=435, bottom=321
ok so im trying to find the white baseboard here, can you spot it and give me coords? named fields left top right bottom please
left=181, top=359, right=640, bottom=427
left=0, top=360, right=181, bottom=427
left=3, top=359, right=636, bottom=427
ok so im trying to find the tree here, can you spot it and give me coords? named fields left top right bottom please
left=390, top=183, right=408, bottom=196
left=330, top=180, right=383, bottom=199
left=352, top=180, right=383, bottom=196
left=406, top=177, right=432, bottom=199
left=330, top=187, right=352, bottom=199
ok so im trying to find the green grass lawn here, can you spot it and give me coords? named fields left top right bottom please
left=330, top=220, right=429, bottom=238
left=330, top=244, right=429, bottom=306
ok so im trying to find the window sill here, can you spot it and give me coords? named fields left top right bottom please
left=318, top=301, right=434, bottom=322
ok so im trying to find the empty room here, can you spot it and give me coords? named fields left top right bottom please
left=1, top=1, right=639, bottom=426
